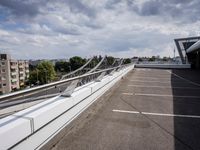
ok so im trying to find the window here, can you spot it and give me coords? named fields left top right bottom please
left=12, top=81, right=17, bottom=85
left=1, top=62, right=5, bottom=66
left=3, top=83, right=6, bottom=87
left=0, top=54, right=7, bottom=60
left=11, top=75, right=16, bottom=78
left=2, top=69, right=5, bottom=73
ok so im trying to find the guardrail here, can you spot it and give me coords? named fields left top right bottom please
left=0, top=63, right=134, bottom=150
left=0, top=64, right=130, bottom=103
left=61, top=57, right=94, bottom=80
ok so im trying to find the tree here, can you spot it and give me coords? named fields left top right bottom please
left=29, top=70, right=38, bottom=85
left=69, top=56, right=86, bottom=70
left=149, top=56, right=156, bottom=61
left=124, top=58, right=131, bottom=64
left=36, top=61, right=56, bottom=84
left=162, top=57, right=168, bottom=61
left=55, top=61, right=71, bottom=72
left=106, top=56, right=115, bottom=66
left=29, top=64, right=37, bottom=71
left=138, top=58, right=143, bottom=62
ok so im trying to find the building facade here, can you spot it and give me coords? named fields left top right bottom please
left=0, top=54, right=29, bottom=94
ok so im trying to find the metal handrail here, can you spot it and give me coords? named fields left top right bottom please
left=0, top=64, right=131, bottom=101
left=61, top=57, right=94, bottom=80
left=87, top=56, right=106, bottom=73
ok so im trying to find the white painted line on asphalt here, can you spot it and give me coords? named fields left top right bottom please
left=112, top=109, right=200, bottom=119
left=166, top=70, right=200, bottom=87
left=131, top=77, right=172, bottom=80
left=128, top=85, right=200, bottom=90
left=130, top=80, right=172, bottom=83
left=135, top=93, right=200, bottom=99
left=112, top=109, right=140, bottom=114
left=122, top=93, right=133, bottom=96
left=142, top=112, right=200, bottom=118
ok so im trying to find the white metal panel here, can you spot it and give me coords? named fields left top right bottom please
left=2, top=65, right=135, bottom=149
left=13, top=65, right=133, bottom=150
left=0, top=116, right=31, bottom=150
left=187, top=40, right=200, bottom=53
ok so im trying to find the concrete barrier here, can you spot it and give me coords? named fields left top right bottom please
left=135, top=64, right=191, bottom=69
left=0, top=65, right=134, bottom=150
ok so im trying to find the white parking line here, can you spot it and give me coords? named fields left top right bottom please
left=131, top=77, right=173, bottom=80
left=113, top=109, right=139, bottom=114
left=122, top=93, right=133, bottom=96
left=112, top=109, right=200, bottom=119
left=166, top=70, right=200, bottom=87
left=130, top=80, right=173, bottom=83
left=135, top=93, right=200, bottom=99
left=128, top=85, right=200, bottom=90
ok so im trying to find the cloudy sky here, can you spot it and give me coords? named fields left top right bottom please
left=0, top=0, right=200, bottom=59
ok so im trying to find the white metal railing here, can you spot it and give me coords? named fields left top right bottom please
left=0, top=64, right=130, bottom=103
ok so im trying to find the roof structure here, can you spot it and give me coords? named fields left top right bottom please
left=174, top=36, right=200, bottom=64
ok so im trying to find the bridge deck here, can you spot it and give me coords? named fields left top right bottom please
left=43, top=68, right=200, bottom=150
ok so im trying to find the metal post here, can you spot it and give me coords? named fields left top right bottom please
left=44, top=70, right=47, bottom=84
left=36, top=69, right=39, bottom=85
left=69, top=66, right=71, bottom=73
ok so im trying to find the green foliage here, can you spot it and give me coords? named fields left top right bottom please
left=29, top=61, right=56, bottom=85
left=138, top=58, right=143, bottom=62
left=148, top=56, right=156, bottom=61
left=106, top=56, right=115, bottom=66
left=124, top=58, right=131, bottom=64
left=55, top=61, right=71, bottom=72
left=29, top=64, right=37, bottom=71
left=37, top=61, right=56, bottom=84
left=29, top=70, right=38, bottom=85
left=69, top=56, right=86, bottom=70
left=162, top=57, right=168, bottom=61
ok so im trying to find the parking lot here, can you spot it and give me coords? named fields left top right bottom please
left=44, top=68, right=200, bottom=150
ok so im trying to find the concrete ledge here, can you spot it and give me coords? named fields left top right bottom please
left=0, top=64, right=134, bottom=150
left=0, top=116, right=32, bottom=150
left=135, top=64, right=191, bottom=69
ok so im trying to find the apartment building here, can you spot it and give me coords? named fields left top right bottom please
left=0, top=54, right=29, bottom=94
left=18, top=60, right=29, bottom=87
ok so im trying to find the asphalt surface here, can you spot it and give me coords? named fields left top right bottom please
left=43, top=68, right=200, bottom=150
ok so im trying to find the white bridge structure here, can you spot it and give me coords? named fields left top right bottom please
left=0, top=56, right=134, bottom=150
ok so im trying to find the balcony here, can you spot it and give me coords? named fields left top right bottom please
left=11, top=72, right=17, bottom=76
left=11, top=85, right=18, bottom=89
left=10, top=65, right=17, bottom=69
left=20, top=76, right=25, bottom=80
left=19, top=71, right=24, bottom=74
left=11, top=78, right=17, bottom=82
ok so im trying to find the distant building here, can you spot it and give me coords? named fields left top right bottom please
left=0, top=54, right=29, bottom=94
left=18, top=60, right=29, bottom=87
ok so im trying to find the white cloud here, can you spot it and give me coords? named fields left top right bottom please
left=0, top=0, right=199, bottom=59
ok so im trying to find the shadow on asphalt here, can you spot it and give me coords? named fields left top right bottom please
left=172, top=69, right=200, bottom=150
